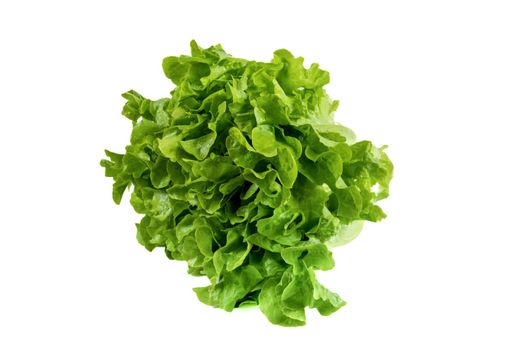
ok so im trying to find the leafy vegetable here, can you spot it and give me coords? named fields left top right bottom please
left=101, top=40, right=393, bottom=326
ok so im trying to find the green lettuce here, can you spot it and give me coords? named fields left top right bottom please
left=101, top=41, right=393, bottom=326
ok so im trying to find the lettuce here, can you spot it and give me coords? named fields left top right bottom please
left=101, top=41, right=393, bottom=326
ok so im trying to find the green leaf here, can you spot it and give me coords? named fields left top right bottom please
left=158, top=133, right=182, bottom=161
left=281, top=243, right=335, bottom=271
left=179, top=132, right=216, bottom=160
left=194, top=265, right=263, bottom=311
left=272, top=145, right=298, bottom=188
left=213, top=229, right=252, bottom=275
left=273, top=49, right=330, bottom=92
left=325, top=220, right=365, bottom=248
left=226, top=127, right=263, bottom=169
left=251, top=125, right=278, bottom=157
left=150, top=157, right=170, bottom=189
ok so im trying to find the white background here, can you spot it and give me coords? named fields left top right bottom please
left=1, top=0, right=523, bottom=349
